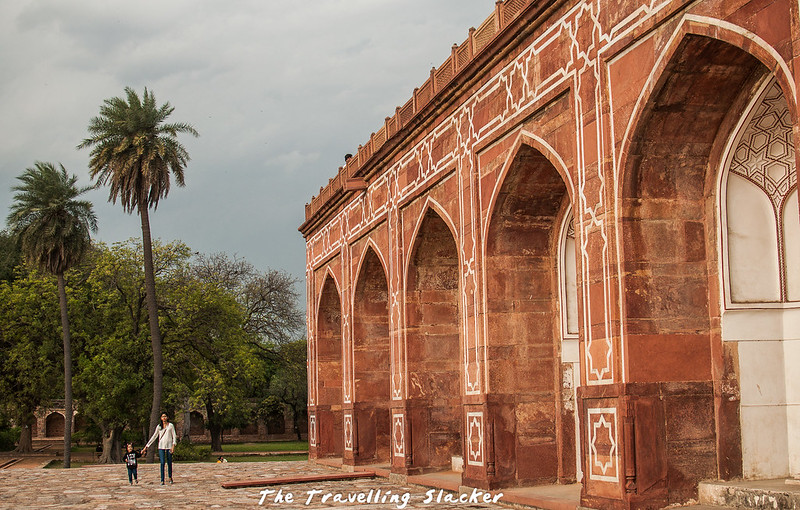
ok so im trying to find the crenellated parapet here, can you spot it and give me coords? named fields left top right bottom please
left=300, top=0, right=541, bottom=232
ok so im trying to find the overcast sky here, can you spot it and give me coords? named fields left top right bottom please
left=0, top=0, right=494, bottom=298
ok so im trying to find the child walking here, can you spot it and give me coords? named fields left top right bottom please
left=124, top=443, right=142, bottom=485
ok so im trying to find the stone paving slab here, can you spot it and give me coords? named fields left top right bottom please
left=0, top=461, right=507, bottom=510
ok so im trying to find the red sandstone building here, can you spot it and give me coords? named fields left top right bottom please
left=299, top=1, right=800, bottom=508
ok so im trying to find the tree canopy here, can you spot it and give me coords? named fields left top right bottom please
left=78, top=87, right=198, bottom=213
left=0, top=237, right=306, bottom=458
left=7, top=162, right=97, bottom=276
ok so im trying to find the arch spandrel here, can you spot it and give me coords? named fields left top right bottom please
left=614, top=16, right=796, bottom=183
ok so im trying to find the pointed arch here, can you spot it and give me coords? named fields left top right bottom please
left=404, top=204, right=463, bottom=471
left=616, top=25, right=775, bottom=486
left=404, top=198, right=460, bottom=279
left=483, top=131, right=575, bottom=244
left=352, top=242, right=392, bottom=464
left=716, top=75, right=798, bottom=307
left=558, top=205, right=579, bottom=339
left=353, top=239, right=389, bottom=305
left=315, top=271, right=345, bottom=458
left=616, top=15, right=794, bottom=176
left=482, top=135, right=575, bottom=485
left=45, top=412, right=65, bottom=438
left=619, top=30, right=767, bottom=379
left=315, top=267, right=341, bottom=318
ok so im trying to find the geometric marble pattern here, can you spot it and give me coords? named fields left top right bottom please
left=730, top=80, right=795, bottom=210
left=344, top=413, right=353, bottom=451
left=726, top=78, right=797, bottom=303
left=392, top=414, right=405, bottom=458
left=466, top=412, right=484, bottom=466
left=588, top=408, right=618, bottom=482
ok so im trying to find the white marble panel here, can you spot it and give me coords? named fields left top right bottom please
left=727, top=174, right=781, bottom=303
left=787, top=405, right=800, bottom=477
left=784, top=191, right=800, bottom=301
left=722, top=308, right=800, bottom=341
left=782, top=338, right=800, bottom=404
left=740, top=405, right=789, bottom=479
left=562, top=338, right=579, bottom=363
left=738, top=340, right=786, bottom=406
left=564, top=237, right=578, bottom=335
left=783, top=308, right=800, bottom=340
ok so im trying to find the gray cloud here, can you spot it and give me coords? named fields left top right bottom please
left=0, top=0, right=495, bottom=302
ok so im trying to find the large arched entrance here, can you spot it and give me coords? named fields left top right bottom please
left=621, top=33, right=768, bottom=498
left=316, top=275, right=344, bottom=457
left=406, top=208, right=462, bottom=472
left=352, top=246, right=391, bottom=465
left=485, top=143, right=575, bottom=486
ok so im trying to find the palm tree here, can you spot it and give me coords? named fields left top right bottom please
left=7, top=162, right=97, bottom=467
left=78, top=87, right=198, bottom=451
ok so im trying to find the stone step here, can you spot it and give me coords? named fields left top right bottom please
left=698, top=479, right=800, bottom=509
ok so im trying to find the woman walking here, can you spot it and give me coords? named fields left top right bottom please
left=143, top=413, right=177, bottom=485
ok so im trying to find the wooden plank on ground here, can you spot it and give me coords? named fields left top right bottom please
left=222, top=471, right=376, bottom=489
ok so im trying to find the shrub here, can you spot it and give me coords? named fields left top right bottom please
left=0, top=427, right=21, bottom=452
left=173, top=440, right=210, bottom=461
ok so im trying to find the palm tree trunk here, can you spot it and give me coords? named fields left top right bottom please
left=139, top=204, right=163, bottom=463
left=57, top=273, right=72, bottom=468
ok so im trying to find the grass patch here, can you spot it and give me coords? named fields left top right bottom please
left=222, top=454, right=308, bottom=463
left=70, top=446, right=97, bottom=453
left=220, top=441, right=307, bottom=452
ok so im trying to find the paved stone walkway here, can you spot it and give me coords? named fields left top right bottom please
left=0, top=461, right=507, bottom=509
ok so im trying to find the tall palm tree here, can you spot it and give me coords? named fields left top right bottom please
left=78, top=87, right=198, bottom=450
left=7, top=162, right=97, bottom=467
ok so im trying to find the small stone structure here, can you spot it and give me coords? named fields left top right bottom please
left=31, top=404, right=306, bottom=444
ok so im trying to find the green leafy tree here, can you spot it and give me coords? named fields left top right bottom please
left=0, top=272, right=62, bottom=452
left=0, top=230, right=22, bottom=283
left=67, top=243, right=152, bottom=462
left=163, top=276, right=266, bottom=451
left=6, top=162, right=97, bottom=466
left=75, top=334, right=151, bottom=463
left=188, top=253, right=304, bottom=443
left=85, top=239, right=190, bottom=453
left=269, top=339, right=308, bottom=440
left=89, top=239, right=191, bottom=344
left=79, top=87, right=198, bottom=450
